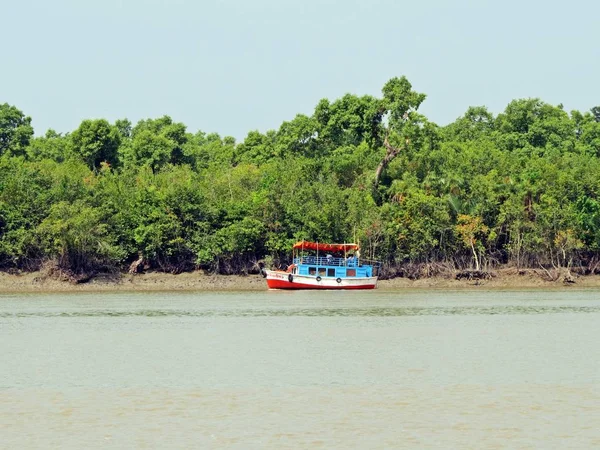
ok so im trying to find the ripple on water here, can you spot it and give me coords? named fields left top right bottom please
left=1, top=304, right=600, bottom=318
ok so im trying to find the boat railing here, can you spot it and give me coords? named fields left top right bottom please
left=360, top=258, right=382, bottom=268
left=294, top=256, right=363, bottom=267
left=360, top=258, right=382, bottom=275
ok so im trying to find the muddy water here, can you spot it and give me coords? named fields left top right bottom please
left=1, top=289, right=599, bottom=448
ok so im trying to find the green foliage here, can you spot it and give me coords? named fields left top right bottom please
left=234, top=130, right=276, bottom=165
left=444, top=106, right=495, bottom=142
left=0, top=158, right=55, bottom=267
left=387, top=189, right=451, bottom=262
left=1, top=78, right=600, bottom=276
left=37, top=200, right=124, bottom=272
left=27, top=130, right=70, bottom=162
left=123, top=131, right=175, bottom=173
left=314, top=94, right=382, bottom=148
left=382, top=76, right=427, bottom=129
left=70, top=119, right=121, bottom=169
left=0, top=103, right=34, bottom=157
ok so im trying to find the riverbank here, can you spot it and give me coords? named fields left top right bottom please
left=1, top=268, right=600, bottom=293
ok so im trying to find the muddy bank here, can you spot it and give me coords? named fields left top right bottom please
left=1, top=268, right=600, bottom=293
left=0, top=271, right=265, bottom=293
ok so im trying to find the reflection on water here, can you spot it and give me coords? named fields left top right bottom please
left=1, top=289, right=600, bottom=448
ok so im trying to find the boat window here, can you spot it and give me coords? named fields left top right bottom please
left=308, top=267, right=316, bottom=275
left=318, top=268, right=326, bottom=276
left=346, top=269, right=356, bottom=277
left=327, top=268, right=335, bottom=277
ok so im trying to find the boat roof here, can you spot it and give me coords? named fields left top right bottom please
left=292, top=241, right=359, bottom=253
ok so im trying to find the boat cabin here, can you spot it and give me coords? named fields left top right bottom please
left=289, top=241, right=379, bottom=279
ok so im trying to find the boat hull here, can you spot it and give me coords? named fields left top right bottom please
left=264, top=270, right=377, bottom=290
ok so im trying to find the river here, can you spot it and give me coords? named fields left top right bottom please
left=1, top=289, right=599, bottom=449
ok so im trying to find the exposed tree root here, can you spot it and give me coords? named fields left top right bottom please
left=455, top=270, right=493, bottom=281
left=41, top=260, right=95, bottom=284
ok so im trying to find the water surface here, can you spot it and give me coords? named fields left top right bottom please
left=1, top=289, right=599, bottom=448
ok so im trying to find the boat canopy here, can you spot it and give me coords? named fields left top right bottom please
left=292, top=241, right=359, bottom=253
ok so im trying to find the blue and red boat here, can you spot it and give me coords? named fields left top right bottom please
left=263, top=241, right=380, bottom=290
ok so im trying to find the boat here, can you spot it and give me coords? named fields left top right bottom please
left=262, top=241, right=380, bottom=290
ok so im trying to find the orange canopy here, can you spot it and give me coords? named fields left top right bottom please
left=292, top=241, right=359, bottom=253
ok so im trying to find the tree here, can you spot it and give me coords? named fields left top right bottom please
left=373, top=77, right=427, bottom=188
left=0, top=158, right=57, bottom=268
left=120, top=116, right=191, bottom=170
left=122, top=131, right=175, bottom=173
left=27, top=130, right=70, bottom=162
left=0, top=103, right=34, bottom=157
left=313, top=94, right=382, bottom=149
left=274, top=114, right=319, bottom=158
left=455, top=214, right=489, bottom=271
left=36, top=200, right=123, bottom=274
left=70, top=119, right=121, bottom=169
left=389, top=188, right=452, bottom=263
left=445, top=106, right=495, bottom=142
left=495, top=99, right=574, bottom=153
left=234, top=130, right=276, bottom=165
left=115, top=118, right=132, bottom=139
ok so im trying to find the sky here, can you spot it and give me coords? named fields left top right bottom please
left=3, top=0, right=599, bottom=140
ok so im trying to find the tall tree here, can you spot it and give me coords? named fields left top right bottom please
left=120, top=116, right=191, bottom=170
left=70, top=119, right=121, bottom=169
left=373, top=77, right=427, bottom=188
left=0, top=103, right=34, bottom=157
left=313, top=94, right=382, bottom=149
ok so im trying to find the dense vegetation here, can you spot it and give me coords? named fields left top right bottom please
left=1, top=77, right=600, bottom=279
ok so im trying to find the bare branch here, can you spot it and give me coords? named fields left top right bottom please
left=374, top=129, right=408, bottom=188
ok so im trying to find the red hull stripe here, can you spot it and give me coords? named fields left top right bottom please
left=266, top=279, right=376, bottom=290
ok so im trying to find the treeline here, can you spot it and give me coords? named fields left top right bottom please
left=1, top=76, right=600, bottom=278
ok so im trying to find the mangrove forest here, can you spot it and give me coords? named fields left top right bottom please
left=1, top=76, right=600, bottom=280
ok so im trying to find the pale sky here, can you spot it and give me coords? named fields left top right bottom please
left=4, top=0, right=599, bottom=140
